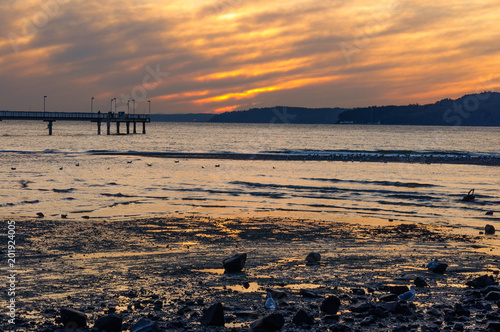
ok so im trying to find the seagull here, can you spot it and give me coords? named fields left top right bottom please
left=265, top=291, right=276, bottom=310
left=398, top=286, right=416, bottom=302
left=426, top=259, right=439, bottom=271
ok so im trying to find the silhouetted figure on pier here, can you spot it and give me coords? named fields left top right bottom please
left=462, top=189, right=475, bottom=202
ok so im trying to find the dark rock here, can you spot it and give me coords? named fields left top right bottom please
left=305, top=252, right=321, bottom=264
left=482, top=286, right=500, bottom=294
left=379, top=294, right=398, bottom=302
left=223, top=253, right=247, bottom=273
left=351, top=288, right=365, bottom=295
left=60, top=307, right=86, bottom=328
left=292, top=309, right=314, bottom=326
left=320, top=296, right=341, bottom=315
left=388, top=285, right=409, bottom=295
left=466, top=275, right=497, bottom=288
left=299, top=289, right=319, bottom=298
left=350, top=302, right=373, bottom=313
left=130, top=318, right=159, bottom=332
left=486, top=322, right=500, bottom=331
left=250, top=313, right=285, bottom=331
left=414, top=277, right=428, bottom=287
left=94, top=313, right=122, bottom=331
left=453, top=322, right=464, bottom=331
left=385, top=302, right=413, bottom=316
left=368, top=307, right=389, bottom=319
left=462, top=189, right=475, bottom=202
left=453, top=303, right=470, bottom=317
left=266, top=289, right=287, bottom=300
left=393, top=325, right=408, bottom=332
left=360, top=315, right=376, bottom=326
left=485, top=224, right=496, bottom=235
left=430, top=263, right=448, bottom=274
left=200, top=302, right=225, bottom=327
left=485, top=291, right=500, bottom=301
left=427, top=308, right=441, bottom=316
left=486, top=211, right=494, bottom=216
left=37, top=212, right=45, bottom=218
left=330, top=324, right=352, bottom=331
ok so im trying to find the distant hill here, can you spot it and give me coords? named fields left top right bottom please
left=207, top=92, right=500, bottom=126
left=151, top=113, right=215, bottom=122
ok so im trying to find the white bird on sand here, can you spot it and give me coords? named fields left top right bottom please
left=398, top=286, right=416, bottom=302
left=265, top=291, right=276, bottom=310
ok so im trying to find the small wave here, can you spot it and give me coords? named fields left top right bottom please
left=305, top=177, right=438, bottom=188
left=52, top=188, right=75, bottom=193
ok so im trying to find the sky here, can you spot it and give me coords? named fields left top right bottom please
left=1, top=0, right=500, bottom=114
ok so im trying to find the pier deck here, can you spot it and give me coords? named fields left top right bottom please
left=0, top=111, right=151, bottom=135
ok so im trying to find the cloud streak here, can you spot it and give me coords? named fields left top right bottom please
left=1, top=0, right=499, bottom=114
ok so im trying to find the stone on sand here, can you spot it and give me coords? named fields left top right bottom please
left=466, top=275, right=497, bottom=288
left=60, top=307, right=87, bottom=328
left=130, top=318, right=159, bottom=332
left=250, top=313, right=285, bottom=331
left=305, top=252, right=321, bottom=264
left=93, top=313, right=122, bottom=331
left=223, top=253, right=247, bottom=273
left=320, top=296, right=341, bottom=315
left=293, top=308, right=314, bottom=326
left=485, top=224, right=495, bottom=235
left=200, top=302, right=225, bottom=327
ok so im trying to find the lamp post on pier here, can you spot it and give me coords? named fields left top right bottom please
left=91, top=96, right=94, bottom=114
left=43, top=96, right=47, bottom=113
left=127, top=100, right=130, bottom=116
left=132, top=99, right=135, bottom=115
left=148, top=100, right=151, bottom=115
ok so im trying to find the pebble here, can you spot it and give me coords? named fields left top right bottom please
left=60, top=307, right=86, bottom=328
left=305, top=252, right=321, bottom=264
left=93, top=313, right=122, bottom=331
left=485, top=224, right=495, bottom=235
left=292, top=308, right=314, bottom=326
left=250, top=313, right=285, bottom=331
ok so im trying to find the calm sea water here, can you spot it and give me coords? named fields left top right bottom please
left=0, top=121, right=498, bottom=234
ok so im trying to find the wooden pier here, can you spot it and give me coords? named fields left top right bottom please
left=0, top=111, right=151, bottom=135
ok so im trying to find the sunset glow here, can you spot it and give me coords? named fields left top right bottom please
left=1, top=0, right=499, bottom=113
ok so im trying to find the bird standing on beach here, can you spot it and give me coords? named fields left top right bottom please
left=265, top=291, right=276, bottom=310
left=398, top=286, right=416, bottom=302
left=426, top=259, right=438, bottom=271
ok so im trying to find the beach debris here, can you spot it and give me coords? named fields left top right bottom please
left=305, top=251, right=321, bottom=264
left=215, top=164, right=220, bottom=167
left=486, top=211, right=494, bottom=216
left=93, top=313, right=122, bottom=331
left=60, top=307, right=87, bottom=329
left=299, top=289, right=320, bottom=298
left=426, top=259, right=448, bottom=274
left=36, top=212, right=45, bottom=218
left=146, top=163, right=152, bottom=167
left=250, top=313, right=285, bottom=331
left=397, top=286, right=416, bottom=302
left=293, top=308, right=314, bottom=327
left=130, top=318, right=159, bottom=332
left=414, top=276, right=428, bottom=287
left=75, top=163, right=79, bottom=167
left=485, top=224, right=496, bottom=235
left=466, top=275, right=497, bottom=288
left=462, top=188, right=475, bottom=202
left=61, top=214, right=68, bottom=219
left=59, top=167, right=64, bottom=170
left=320, top=296, right=341, bottom=315
left=265, top=292, right=276, bottom=310
left=223, top=253, right=247, bottom=273
left=200, top=302, right=225, bottom=327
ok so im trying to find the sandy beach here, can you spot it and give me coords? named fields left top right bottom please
left=3, top=215, right=500, bottom=331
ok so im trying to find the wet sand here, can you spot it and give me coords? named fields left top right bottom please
left=2, top=216, right=500, bottom=331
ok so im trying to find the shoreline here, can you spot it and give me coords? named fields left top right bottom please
left=2, top=215, right=500, bottom=331
left=92, top=151, right=500, bottom=166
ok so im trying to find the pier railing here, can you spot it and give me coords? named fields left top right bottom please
left=0, top=111, right=151, bottom=135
